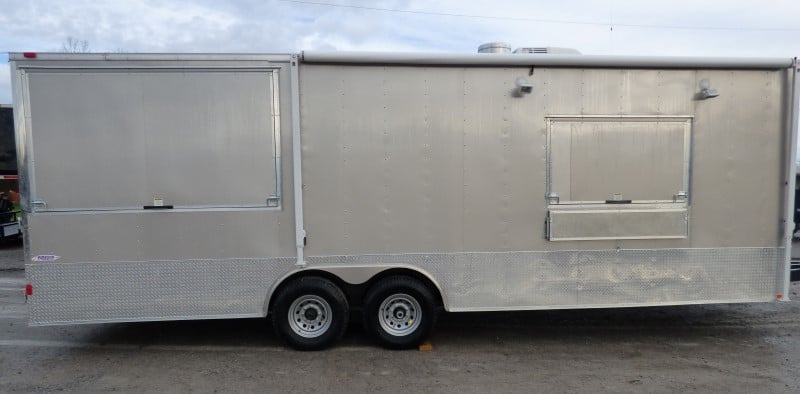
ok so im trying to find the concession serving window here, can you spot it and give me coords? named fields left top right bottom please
left=545, top=116, right=692, bottom=241
left=25, top=68, right=282, bottom=211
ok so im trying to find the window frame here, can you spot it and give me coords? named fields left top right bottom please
left=545, top=115, right=693, bottom=206
left=21, top=66, right=283, bottom=212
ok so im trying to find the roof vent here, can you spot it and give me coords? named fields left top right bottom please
left=478, top=42, right=512, bottom=54
left=513, top=47, right=581, bottom=55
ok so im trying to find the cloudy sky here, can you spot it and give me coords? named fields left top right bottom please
left=1, top=0, right=800, bottom=103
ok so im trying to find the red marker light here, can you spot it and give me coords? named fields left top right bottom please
left=24, top=283, right=33, bottom=296
left=22, top=52, right=37, bottom=59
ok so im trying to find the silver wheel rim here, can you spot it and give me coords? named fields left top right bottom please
left=288, top=295, right=332, bottom=338
left=378, top=293, right=422, bottom=337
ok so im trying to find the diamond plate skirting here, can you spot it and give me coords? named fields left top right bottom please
left=27, top=258, right=296, bottom=325
left=27, top=247, right=783, bottom=325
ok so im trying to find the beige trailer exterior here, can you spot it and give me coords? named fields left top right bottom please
left=9, top=51, right=799, bottom=349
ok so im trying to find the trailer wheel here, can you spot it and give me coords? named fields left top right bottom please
left=271, top=276, right=349, bottom=350
left=363, top=276, right=438, bottom=349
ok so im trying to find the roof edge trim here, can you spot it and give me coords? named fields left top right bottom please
left=302, top=51, right=793, bottom=69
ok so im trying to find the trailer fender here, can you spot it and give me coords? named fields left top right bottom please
left=262, top=265, right=448, bottom=315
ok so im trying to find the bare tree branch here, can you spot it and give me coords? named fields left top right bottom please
left=61, top=37, right=90, bottom=53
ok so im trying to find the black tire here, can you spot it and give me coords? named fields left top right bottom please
left=363, top=276, right=438, bottom=349
left=271, top=276, right=349, bottom=351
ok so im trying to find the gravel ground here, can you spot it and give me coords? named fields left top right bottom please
left=0, top=242, right=798, bottom=393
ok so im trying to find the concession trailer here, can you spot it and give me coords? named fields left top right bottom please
left=8, top=47, right=800, bottom=349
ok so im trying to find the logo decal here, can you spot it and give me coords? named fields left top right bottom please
left=32, top=255, right=60, bottom=262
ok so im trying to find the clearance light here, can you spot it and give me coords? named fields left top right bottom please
left=22, top=52, right=37, bottom=59
left=24, top=283, right=33, bottom=296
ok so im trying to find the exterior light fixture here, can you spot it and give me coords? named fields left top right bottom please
left=513, top=77, right=533, bottom=97
left=698, top=78, right=719, bottom=99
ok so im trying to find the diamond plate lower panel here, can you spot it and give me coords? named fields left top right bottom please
left=309, top=247, right=782, bottom=311
left=27, top=258, right=295, bottom=325
left=27, top=247, right=783, bottom=325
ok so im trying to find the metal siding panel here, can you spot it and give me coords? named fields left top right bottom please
left=540, top=68, right=584, bottom=115
left=543, top=69, right=693, bottom=115
left=301, top=66, right=466, bottom=254
left=504, top=71, right=548, bottom=249
left=622, top=70, right=659, bottom=114
left=419, top=69, right=467, bottom=251
left=690, top=70, right=784, bottom=247
left=379, top=68, right=430, bottom=251
left=304, top=67, right=388, bottom=252
left=381, top=68, right=464, bottom=253
left=580, top=69, right=625, bottom=114
left=298, top=66, right=346, bottom=253
left=27, top=209, right=290, bottom=262
left=462, top=68, right=515, bottom=250
left=342, top=68, right=396, bottom=252
left=654, top=70, right=697, bottom=114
